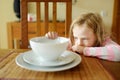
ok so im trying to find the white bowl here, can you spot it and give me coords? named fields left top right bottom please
left=29, top=36, right=69, bottom=62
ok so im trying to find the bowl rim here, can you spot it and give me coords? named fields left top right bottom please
left=29, top=36, right=69, bottom=45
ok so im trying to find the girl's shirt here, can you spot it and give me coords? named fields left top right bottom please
left=83, top=37, right=120, bottom=61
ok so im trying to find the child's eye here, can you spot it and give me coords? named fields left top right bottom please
left=83, top=38, right=87, bottom=40
left=74, top=37, right=78, bottom=40
left=82, top=38, right=89, bottom=40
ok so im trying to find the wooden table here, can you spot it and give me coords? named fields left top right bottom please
left=0, top=49, right=120, bottom=80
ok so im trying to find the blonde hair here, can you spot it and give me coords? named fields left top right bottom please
left=69, top=12, right=106, bottom=47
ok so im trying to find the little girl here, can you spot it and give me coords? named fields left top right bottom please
left=46, top=12, right=120, bottom=61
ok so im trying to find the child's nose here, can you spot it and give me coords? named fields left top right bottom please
left=77, top=39, right=83, bottom=46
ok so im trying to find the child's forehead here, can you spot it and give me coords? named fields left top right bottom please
left=73, top=24, right=93, bottom=32
left=73, top=25, right=95, bottom=37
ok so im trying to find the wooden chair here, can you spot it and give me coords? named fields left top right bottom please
left=20, top=0, right=72, bottom=49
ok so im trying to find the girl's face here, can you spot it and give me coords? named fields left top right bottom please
left=73, top=23, right=97, bottom=47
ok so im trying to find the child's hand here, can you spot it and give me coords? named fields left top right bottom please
left=45, top=32, right=58, bottom=39
left=72, top=45, right=85, bottom=54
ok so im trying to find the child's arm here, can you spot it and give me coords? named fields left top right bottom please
left=83, top=39, right=120, bottom=61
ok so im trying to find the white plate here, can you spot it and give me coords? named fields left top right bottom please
left=15, top=51, right=82, bottom=72
left=23, top=50, right=76, bottom=67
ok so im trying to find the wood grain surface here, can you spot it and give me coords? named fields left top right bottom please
left=0, top=49, right=116, bottom=80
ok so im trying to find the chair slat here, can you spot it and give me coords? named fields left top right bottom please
left=21, top=0, right=28, bottom=48
left=44, top=2, right=49, bottom=33
left=36, top=2, right=41, bottom=36
left=52, top=2, right=57, bottom=32
left=65, top=2, right=72, bottom=37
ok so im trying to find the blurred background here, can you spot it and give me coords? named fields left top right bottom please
left=0, top=0, right=114, bottom=49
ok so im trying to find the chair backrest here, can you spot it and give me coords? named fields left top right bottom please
left=21, top=0, right=72, bottom=49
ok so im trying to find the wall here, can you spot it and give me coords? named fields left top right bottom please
left=0, top=0, right=114, bottom=49
left=0, top=0, right=18, bottom=49
left=75, top=0, right=114, bottom=33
